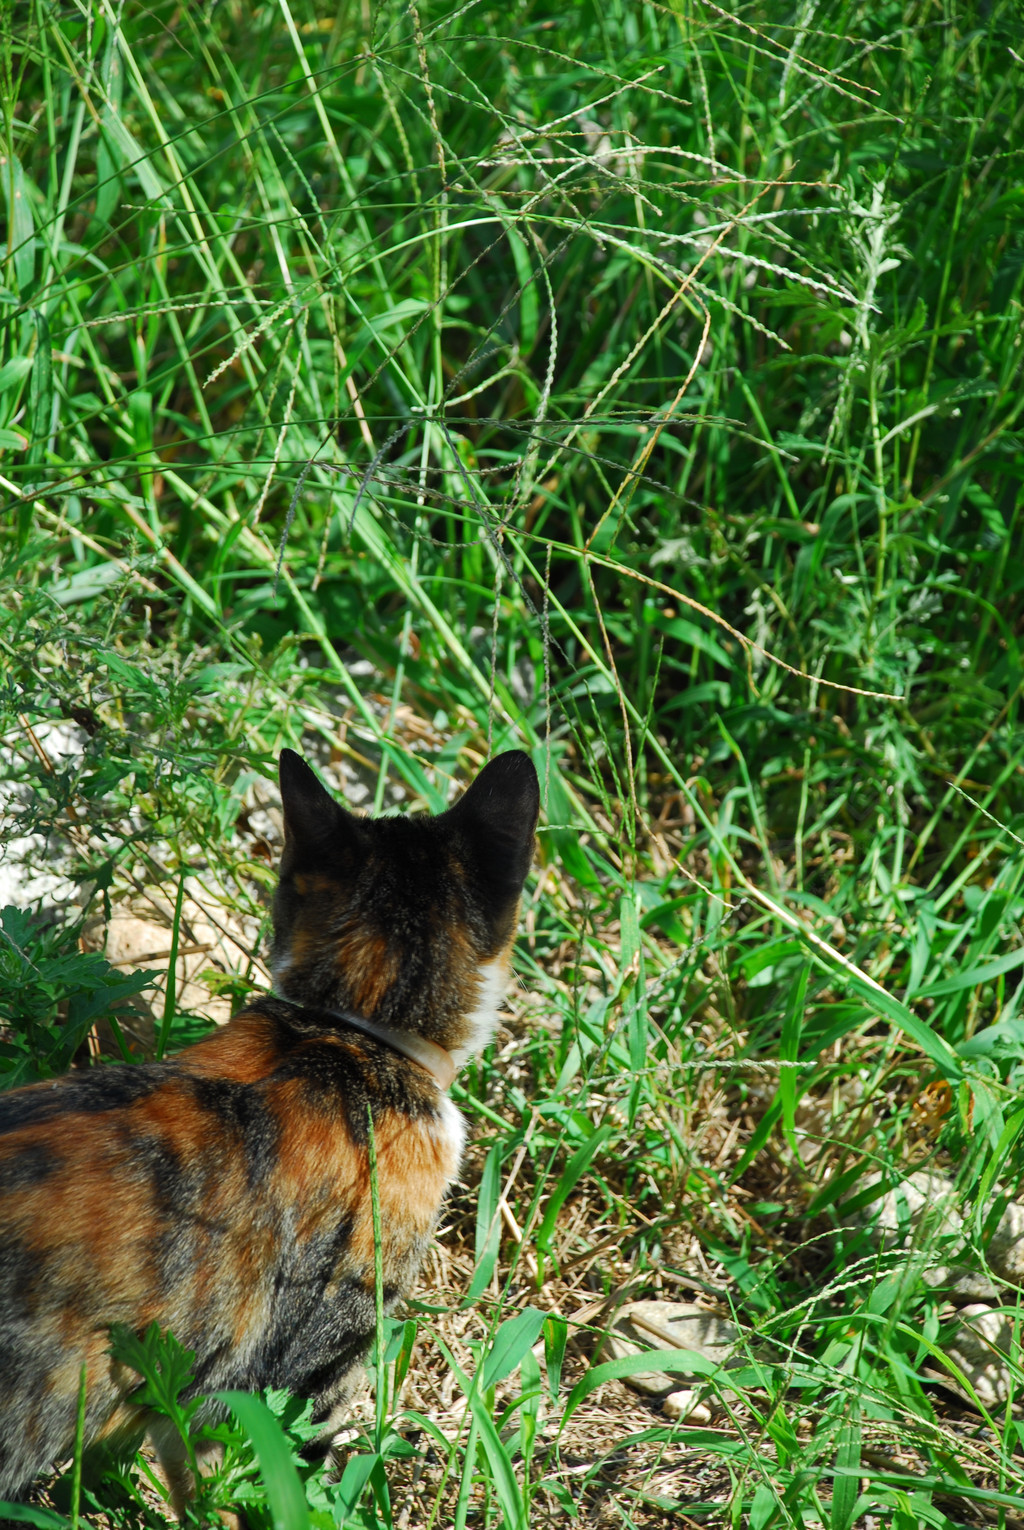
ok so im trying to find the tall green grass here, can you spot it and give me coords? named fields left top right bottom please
left=3, top=0, right=1024, bottom=1524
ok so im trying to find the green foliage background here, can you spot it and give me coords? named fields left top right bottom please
left=2, top=0, right=1024, bottom=1524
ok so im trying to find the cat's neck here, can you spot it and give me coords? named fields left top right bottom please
left=270, top=950, right=510, bottom=1073
left=275, top=996, right=456, bottom=1091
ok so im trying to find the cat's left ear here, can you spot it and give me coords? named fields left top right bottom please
left=279, top=749, right=359, bottom=853
left=445, top=750, right=540, bottom=890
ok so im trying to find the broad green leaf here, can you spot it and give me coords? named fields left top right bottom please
left=544, top=1315, right=568, bottom=1402
left=959, top=1020, right=1024, bottom=1059
left=464, top=1142, right=502, bottom=1304
left=1, top=153, right=35, bottom=291
left=619, top=891, right=641, bottom=988
left=779, top=960, right=809, bottom=1145
left=750, top=1482, right=778, bottom=1530
left=831, top=1413, right=862, bottom=1530
left=215, top=1391, right=311, bottom=1530
left=27, top=309, right=52, bottom=467
left=505, top=223, right=539, bottom=352
left=480, top=1307, right=547, bottom=1391
left=845, top=972, right=963, bottom=1083
left=560, top=1347, right=720, bottom=1432
left=332, top=1452, right=380, bottom=1524
left=919, top=946, right=1024, bottom=998
left=0, top=1508, right=69, bottom=1528
left=98, top=105, right=166, bottom=202
left=433, top=1336, right=527, bottom=1530
left=468, top=1394, right=527, bottom=1530
left=0, top=356, right=32, bottom=394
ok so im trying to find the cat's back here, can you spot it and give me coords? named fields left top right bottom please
left=0, top=1001, right=461, bottom=1303
left=0, top=1001, right=461, bottom=1496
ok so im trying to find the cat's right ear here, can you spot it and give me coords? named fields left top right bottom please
left=279, top=749, right=359, bottom=855
left=445, top=749, right=540, bottom=892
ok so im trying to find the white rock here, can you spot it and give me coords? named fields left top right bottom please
left=0, top=829, right=80, bottom=909
left=943, top=1304, right=1020, bottom=1408
left=989, top=1201, right=1024, bottom=1286
left=921, top=1265, right=999, bottom=1301
left=855, top=1171, right=963, bottom=1250
left=602, top=1300, right=743, bottom=1397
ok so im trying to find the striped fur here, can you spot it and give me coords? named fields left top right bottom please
left=0, top=748, right=539, bottom=1503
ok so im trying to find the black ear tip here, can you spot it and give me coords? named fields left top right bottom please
left=482, top=750, right=540, bottom=808
left=278, top=749, right=352, bottom=851
left=279, top=748, right=314, bottom=788
left=279, top=748, right=337, bottom=801
left=488, top=749, right=539, bottom=783
left=451, top=750, right=540, bottom=837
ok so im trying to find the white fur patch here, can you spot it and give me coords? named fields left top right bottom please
left=450, top=956, right=509, bottom=1066
left=438, top=1093, right=467, bottom=1177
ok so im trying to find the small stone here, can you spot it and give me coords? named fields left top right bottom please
left=662, top=1387, right=712, bottom=1424
left=989, top=1202, right=1024, bottom=1287
left=943, top=1304, right=1019, bottom=1408
left=602, top=1300, right=744, bottom=1397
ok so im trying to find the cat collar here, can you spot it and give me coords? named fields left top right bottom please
left=280, top=999, right=456, bottom=1091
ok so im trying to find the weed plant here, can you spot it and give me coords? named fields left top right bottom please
left=2, top=0, right=1024, bottom=1525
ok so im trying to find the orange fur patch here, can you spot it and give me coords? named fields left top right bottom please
left=334, top=927, right=398, bottom=1015
left=183, top=1014, right=283, bottom=1082
left=349, top=1110, right=460, bottom=1269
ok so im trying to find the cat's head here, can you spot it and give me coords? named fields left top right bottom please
left=270, top=749, right=540, bottom=1061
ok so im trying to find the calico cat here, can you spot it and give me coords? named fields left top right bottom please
left=0, top=747, right=539, bottom=1508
